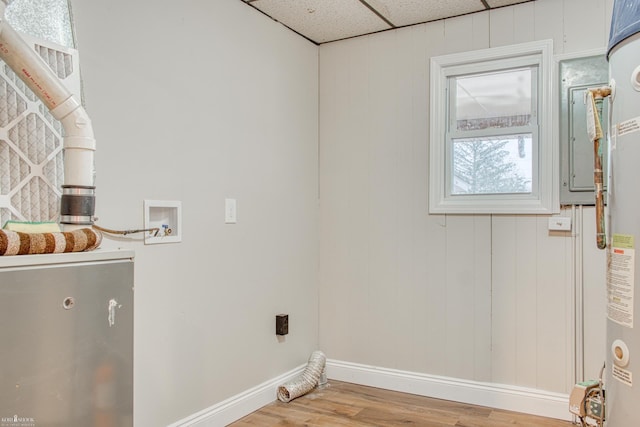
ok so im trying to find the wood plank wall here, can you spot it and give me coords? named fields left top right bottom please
left=319, top=0, right=611, bottom=394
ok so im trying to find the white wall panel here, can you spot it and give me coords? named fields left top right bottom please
left=514, top=2, right=536, bottom=44
left=443, top=14, right=477, bottom=54
left=535, top=214, right=573, bottom=392
left=563, top=0, right=608, bottom=53
left=367, top=31, right=402, bottom=367
left=445, top=214, right=492, bottom=381
left=474, top=215, right=493, bottom=382
left=319, top=0, right=610, bottom=396
left=484, top=2, right=540, bottom=47
left=492, top=213, right=573, bottom=390
left=72, top=1, right=319, bottom=425
left=444, top=215, right=476, bottom=380
left=491, top=216, right=519, bottom=385
left=472, top=12, right=491, bottom=51
left=391, top=26, right=423, bottom=371
left=489, top=6, right=517, bottom=47
left=533, top=0, right=565, bottom=54
left=414, top=22, right=447, bottom=375
left=319, top=40, right=355, bottom=362
left=515, top=216, right=539, bottom=389
left=423, top=19, right=448, bottom=58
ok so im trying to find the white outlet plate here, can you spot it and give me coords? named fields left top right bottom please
left=144, top=200, right=182, bottom=244
left=548, top=216, right=571, bottom=231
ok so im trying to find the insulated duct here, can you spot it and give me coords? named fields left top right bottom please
left=0, top=1, right=96, bottom=228
left=277, top=351, right=326, bottom=403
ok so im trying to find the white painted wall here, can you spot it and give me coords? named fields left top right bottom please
left=65, top=0, right=612, bottom=423
left=70, top=1, right=319, bottom=425
left=319, top=0, right=611, bottom=395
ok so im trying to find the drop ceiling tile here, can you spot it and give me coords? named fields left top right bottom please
left=486, top=0, right=532, bottom=7
left=250, top=0, right=392, bottom=43
left=373, top=0, right=486, bottom=27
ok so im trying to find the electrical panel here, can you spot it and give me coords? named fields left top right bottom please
left=559, top=54, right=609, bottom=205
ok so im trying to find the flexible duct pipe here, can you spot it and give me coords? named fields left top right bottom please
left=0, top=2, right=96, bottom=228
left=277, top=351, right=326, bottom=403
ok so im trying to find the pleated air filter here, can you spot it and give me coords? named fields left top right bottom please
left=0, top=34, right=80, bottom=226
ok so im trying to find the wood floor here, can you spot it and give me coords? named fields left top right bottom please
left=230, top=381, right=575, bottom=427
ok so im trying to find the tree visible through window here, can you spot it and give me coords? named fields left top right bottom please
left=452, top=136, right=531, bottom=195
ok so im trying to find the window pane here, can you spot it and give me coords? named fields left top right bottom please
left=5, top=0, right=74, bottom=48
left=452, top=134, right=532, bottom=195
left=455, top=68, right=532, bottom=131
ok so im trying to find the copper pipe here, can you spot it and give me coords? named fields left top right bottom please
left=589, top=87, right=611, bottom=250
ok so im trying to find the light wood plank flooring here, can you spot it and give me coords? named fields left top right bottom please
left=230, top=381, right=575, bottom=426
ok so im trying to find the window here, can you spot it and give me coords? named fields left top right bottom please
left=0, top=0, right=77, bottom=225
left=429, top=40, right=557, bottom=214
left=5, top=0, right=74, bottom=48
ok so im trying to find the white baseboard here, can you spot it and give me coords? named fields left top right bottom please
left=169, top=359, right=571, bottom=426
left=167, top=364, right=305, bottom=427
left=326, top=359, right=572, bottom=422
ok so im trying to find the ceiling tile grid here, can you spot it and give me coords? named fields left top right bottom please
left=486, top=0, right=532, bottom=7
left=248, top=0, right=392, bottom=44
left=374, top=0, right=487, bottom=28
left=243, top=0, right=538, bottom=44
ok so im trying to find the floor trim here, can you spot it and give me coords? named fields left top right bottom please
left=167, top=364, right=305, bottom=427
left=169, top=359, right=572, bottom=425
left=326, top=359, right=572, bottom=421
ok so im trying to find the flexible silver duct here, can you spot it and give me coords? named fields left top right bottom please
left=277, top=350, right=326, bottom=403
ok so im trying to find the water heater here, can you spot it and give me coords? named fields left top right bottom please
left=606, top=1, right=640, bottom=424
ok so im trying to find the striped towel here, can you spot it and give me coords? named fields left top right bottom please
left=0, top=228, right=102, bottom=256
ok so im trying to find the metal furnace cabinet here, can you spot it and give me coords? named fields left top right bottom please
left=0, top=249, right=134, bottom=427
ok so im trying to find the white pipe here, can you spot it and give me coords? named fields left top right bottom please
left=277, top=351, right=326, bottom=403
left=0, top=3, right=96, bottom=227
left=51, top=96, right=96, bottom=188
left=0, top=13, right=68, bottom=109
left=574, top=205, right=585, bottom=384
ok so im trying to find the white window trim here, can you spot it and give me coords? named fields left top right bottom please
left=429, top=39, right=558, bottom=214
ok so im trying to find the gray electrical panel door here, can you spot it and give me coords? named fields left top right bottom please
left=0, top=259, right=134, bottom=427
left=559, top=54, right=609, bottom=205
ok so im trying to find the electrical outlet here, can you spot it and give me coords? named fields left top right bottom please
left=276, top=314, right=288, bottom=336
left=587, top=396, right=605, bottom=420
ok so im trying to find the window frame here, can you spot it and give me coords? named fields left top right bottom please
left=429, top=39, right=557, bottom=214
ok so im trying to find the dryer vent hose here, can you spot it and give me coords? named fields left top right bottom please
left=277, top=350, right=326, bottom=403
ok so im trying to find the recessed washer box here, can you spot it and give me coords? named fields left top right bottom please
left=144, top=200, right=182, bottom=244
